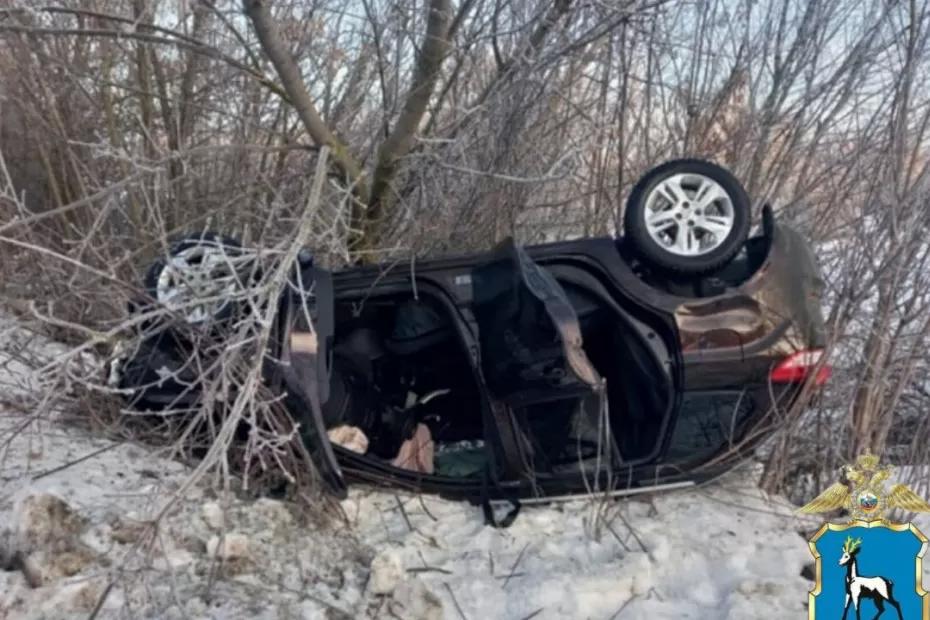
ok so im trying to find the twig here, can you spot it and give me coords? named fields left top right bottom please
left=603, top=518, right=632, bottom=552
left=608, top=594, right=638, bottom=620
left=31, top=443, right=119, bottom=481
left=502, top=542, right=530, bottom=588
left=614, top=510, right=651, bottom=560
left=417, top=494, right=438, bottom=521
left=443, top=582, right=469, bottom=620
left=394, top=495, right=415, bottom=532
left=407, top=566, right=453, bottom=575
left=86, top=580, right=116, bottom=620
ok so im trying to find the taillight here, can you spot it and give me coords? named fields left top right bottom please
left=770, top=349, right=831, bottom=386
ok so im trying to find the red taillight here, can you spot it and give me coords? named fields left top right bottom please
left=770, top=349, right=831, bottom=386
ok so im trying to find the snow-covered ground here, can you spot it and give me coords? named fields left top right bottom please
left=347, top=470, right=823, bottom=619
left=2, top=313, right=919, bottom=620
left=0, top=413, right=819, bottom=620
left=0, top=413, right=374, bottom=619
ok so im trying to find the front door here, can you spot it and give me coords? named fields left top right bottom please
left=471, top=239, right=605, bottom=484
left=275, top=263, right=346, bottom=496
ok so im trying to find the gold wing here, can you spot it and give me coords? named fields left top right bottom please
left=797, top=482, right=850, bottom=514
left=886, top=483, right=930, bottom=513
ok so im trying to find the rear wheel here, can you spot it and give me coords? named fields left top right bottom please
left=624, top=159, right=751, bottom=275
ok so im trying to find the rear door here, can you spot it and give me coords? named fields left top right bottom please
left=274, top=262, right=347, bottom=497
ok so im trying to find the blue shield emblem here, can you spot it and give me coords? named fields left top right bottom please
left=809, top=520, right=929, bottom=619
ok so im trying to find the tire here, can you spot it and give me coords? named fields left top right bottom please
left=623, top=159, right=751, bottom=275
left=144, top=232, right=245, bottom=325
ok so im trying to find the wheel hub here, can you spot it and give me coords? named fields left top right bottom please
left=642, top=173, right=735, bottom=257
left=155, top=244, right=240, bottom=323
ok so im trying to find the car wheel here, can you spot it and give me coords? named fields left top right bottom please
left=624, top=159, right=751, bottom=275
left=144, top=232, right=246, bottom=325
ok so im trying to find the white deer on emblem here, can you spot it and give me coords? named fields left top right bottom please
left=839, top=536, right=903, bottom=620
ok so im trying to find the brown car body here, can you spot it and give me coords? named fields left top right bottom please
left=119, top=208, right=828, bottom=502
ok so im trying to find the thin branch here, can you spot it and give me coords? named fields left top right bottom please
left=242, top=0, right=369, bottom=218
left=366, top=0, right=453, bottom=245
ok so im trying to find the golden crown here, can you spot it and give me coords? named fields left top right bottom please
left=856, top=454, right=880, bottom=470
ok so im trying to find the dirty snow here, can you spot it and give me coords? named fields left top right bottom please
left=2, top=313, right=918, bottom=619
left=0, top=413, right=374, bottom=619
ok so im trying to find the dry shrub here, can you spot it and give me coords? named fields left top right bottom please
left=0, top=147, right=350, bottom=516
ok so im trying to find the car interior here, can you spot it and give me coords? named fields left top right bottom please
left=323, top=291, right=489, bottom=478
left=322, top=262, right=674, bottom=480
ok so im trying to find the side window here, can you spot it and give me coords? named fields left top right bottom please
left=665, top=391, right=754, bottom=463
left=518, top=392, right=617, bottom=475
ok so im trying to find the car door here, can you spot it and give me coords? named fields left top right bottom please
left=274, top=262, right=347, bottom=497
left=471, top=238, right=605, bottom=482
left=472, top=238, right=601, bottom=403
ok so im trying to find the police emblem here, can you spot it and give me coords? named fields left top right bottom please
left=799, top=453, right=930, bottom=619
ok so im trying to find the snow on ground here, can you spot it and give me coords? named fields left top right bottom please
left=0, top=413, right=374, bottom=620
left=0, top=413, right=819, bottom=620
left=346, top=469, right=816, bottom=620
left=0, top=313, right=892, bottom=619
left=0, top=412, right=828, bottom=619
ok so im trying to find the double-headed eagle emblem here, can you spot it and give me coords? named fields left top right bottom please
left=798, top=453, right=930, bottom=521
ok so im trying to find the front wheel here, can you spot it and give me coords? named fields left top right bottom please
left=623, top=159, right=751, bottom=276
left=143, top=232, right=246, bottom=325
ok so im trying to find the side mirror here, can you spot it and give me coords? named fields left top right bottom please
left=762, top=203, right=775, bottom=240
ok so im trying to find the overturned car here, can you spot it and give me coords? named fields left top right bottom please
left=114, top=160, right=829, bottom=505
